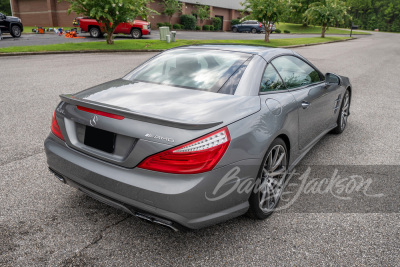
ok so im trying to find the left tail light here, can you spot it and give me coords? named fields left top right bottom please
left=138, top=127, right=231, bottom=174
left=51, top=111, right=65, bottom=141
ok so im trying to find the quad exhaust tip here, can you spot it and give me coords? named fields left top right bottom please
left=135, top=212, right=179, bottom=232
left=49, top=168, right=66, bottom=183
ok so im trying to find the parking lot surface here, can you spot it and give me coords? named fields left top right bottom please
left=0, top=32, right=399, bottom=266
left=0, top=29, right=366, bottom=48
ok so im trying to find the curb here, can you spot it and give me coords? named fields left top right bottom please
left=0, top=38, right=356, bottom=57
left=281, top=37, right=356, bottom=48
left=0, top=49, right=164, bottom=57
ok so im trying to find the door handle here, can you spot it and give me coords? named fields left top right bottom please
left=301, top=101, right=310, bottom=109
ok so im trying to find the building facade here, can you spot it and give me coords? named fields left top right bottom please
left=10, top=0, right=243, bottom=31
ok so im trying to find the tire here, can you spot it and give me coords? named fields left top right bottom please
left=131, top=28, right=142, bottom=39
left=331, top=89, right=350, bottom=134
left=89, top=27, right=102, bottom=38
left=247, top=138, right=288, bottom=219
left=10, top=25, right=22, bottom=38
left=232, top=27, right=238, bottom=33
left=251, top=28, right=257, bottom=34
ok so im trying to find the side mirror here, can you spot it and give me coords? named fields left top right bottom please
left=325, top=73, right=340, bottom=86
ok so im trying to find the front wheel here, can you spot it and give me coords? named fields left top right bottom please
left=331, top=89, right=350, bottom=134
left=247, top=138, right=288, bottom=219
left=131, top=28, right=142, bottom=39
left=10, top=25, right=22, bottom=38
left=232, top=27, right=238, bottom=33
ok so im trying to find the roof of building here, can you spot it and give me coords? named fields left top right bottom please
left=182, top=0, right=243, bottom=10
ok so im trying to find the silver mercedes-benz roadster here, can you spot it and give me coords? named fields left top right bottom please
left=45, top=45, right=351, bottom=230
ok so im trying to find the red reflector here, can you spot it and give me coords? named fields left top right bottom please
left=138, top=127, right=231, bottom=174
left=51, top=111, right=65, bottom=141
left=77, top=106, right=124, bottom=120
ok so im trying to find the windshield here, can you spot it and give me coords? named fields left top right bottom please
left=124, top=49, right=252, bottom=92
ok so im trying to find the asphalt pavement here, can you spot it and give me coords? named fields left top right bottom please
left=0, top=31, right=399, bottom=266
left=0, top=29, right=366, bottom=48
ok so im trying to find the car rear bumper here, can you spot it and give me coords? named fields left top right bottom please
left=44, top=135, right=259, bottom=229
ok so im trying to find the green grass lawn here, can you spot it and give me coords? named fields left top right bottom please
left=0, top=37, right=351, bottom=53
left=275, top=23, right=370, bottom=35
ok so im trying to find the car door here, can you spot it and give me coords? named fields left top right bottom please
left=241, top=21, right=251, bottom=32
left=114, top=22, right=127, bottom=34
left=271, top=55, right=336, bottom=150
left=0, top=13, right=6, bottom=32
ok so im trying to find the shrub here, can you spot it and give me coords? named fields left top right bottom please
left=284, top=29, right=290, bottom=33
left=212, top=17, right=222, bottom=31
left=275, top=28, right=281, bottom=33
left=173, top=24, right=182, bottom=29
left=195, top=25, right=201, bottom=31
left=202, top=25, right=211, bottom=31
left=210, top=25, right=215, bottom=31
left=231, top=19, right=240, bottom=26
left=164, top=22, right=172, bottom=29
left=180, top=14, right=197, bottom=30
left=156, top=22, right=165, bottom=28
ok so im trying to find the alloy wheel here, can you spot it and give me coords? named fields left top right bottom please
left=258, top=144, right=287, bottom=213
left=340, top=91, right=350, bottom=130
left=12, top=26, right=21, bottom=37
left=131, top=29, right=141, bottom=39
left=90, top=28, right=99, bottom=38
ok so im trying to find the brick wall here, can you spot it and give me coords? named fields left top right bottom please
left=12, top=0, right=76, bottom=27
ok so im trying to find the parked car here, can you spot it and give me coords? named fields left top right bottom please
left=45, top=45, right=351, bottom=231
left=232, top=20, right=275, bottom=33
left=77, top=17, right=151, bottom=39
left=0, top=12, right=23, bottom=38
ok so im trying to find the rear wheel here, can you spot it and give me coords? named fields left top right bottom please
left=10, top=25, right=22, bottom=38
left=248, top=138, right=288, bottom=219
left=131, top=28, right=142, bottom=39
left=232, top=27, right=238, bottom=33
left=331, top=89, right=350, bottom=134
left=251, top=28, right=257, bottom=34
left=89, top=27, right=102, bottom=38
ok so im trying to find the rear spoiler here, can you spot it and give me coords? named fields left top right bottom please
left=60, top=94, right=223, bottom=130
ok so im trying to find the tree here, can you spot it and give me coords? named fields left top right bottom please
left=241, top=0, right=286, bottom=42
left=288, top=0, right=319, bottom=26
left=303, top=0, right=351, bottom=37
left=0, top=0, right=11, bottom=15
left=161, top=0, right=182, bottom=24
left=195, top=4, right=210, bottom=28
left=65, top=0, right=157, bottom=45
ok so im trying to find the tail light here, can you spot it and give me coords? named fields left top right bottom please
left=259, top=23, right=262, bottom=27
left=51, top=111, right=65, bottom=141
left=138, top=127, right=231, bottom=174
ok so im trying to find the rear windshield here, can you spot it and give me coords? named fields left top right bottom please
left=124, top=49, right=252, bottom=92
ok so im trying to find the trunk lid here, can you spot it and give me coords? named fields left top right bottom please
left=57, top=79, right=260, bottom=167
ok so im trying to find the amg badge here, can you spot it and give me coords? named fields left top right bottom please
left=145, top=133, right=175, bottom=143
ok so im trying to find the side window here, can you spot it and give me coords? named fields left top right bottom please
left=271, top=56, right=321, bottom=89
left=260, top=64, right=286, bottom=92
